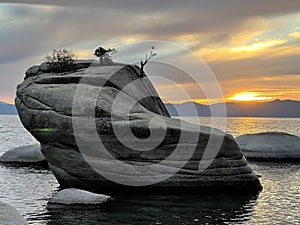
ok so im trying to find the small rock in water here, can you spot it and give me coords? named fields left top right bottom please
left=0, top=201, right=27, bottom=225
left=47, top=188, right=111, bottom=209
left=236, top=132, right=300, bottom=160
left=0, top=144, right=46, bottom=165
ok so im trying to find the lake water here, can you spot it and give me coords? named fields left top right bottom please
left=176, top=116, right=300, bottom=137
left=0, top=115, right=299, bottom=224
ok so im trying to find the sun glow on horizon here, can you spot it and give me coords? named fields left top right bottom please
left=228, top=92, right=273, bottom=102
left=0, top=97, right=15, bottom=104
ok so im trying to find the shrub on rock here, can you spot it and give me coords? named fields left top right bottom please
left=45, top=49, right=77, bottom=73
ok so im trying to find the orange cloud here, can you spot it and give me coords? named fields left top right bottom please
left=74, top=50, right=94, bottom=59
left=229, top=17, right=273, bottom=45
left=230, top=39, right=287, bottom=52
left=196, top=38, right=290, bottom=62
left=220, top=75, right=300, bottom=102
left=289, top=32, right=300, bottom=38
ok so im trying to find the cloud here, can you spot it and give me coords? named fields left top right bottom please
left=196, top=37, right=300, bottom=63
left=289, top=32, right=300, bottom=38
left=208, top=52, right=300, bottom=81
left=230, top=39, right=287, bottom=52
left=0, top=1, right=299, bottom=65
left=220, top=75, right=300, bottom=100
left=2, top=0, right=300, bottom=15
left=0, top=1, right=300, bottom=102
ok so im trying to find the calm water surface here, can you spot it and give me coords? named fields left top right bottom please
left=176, top=116, right=300, bottom=137
left=0, top=115, right=299, bottom=224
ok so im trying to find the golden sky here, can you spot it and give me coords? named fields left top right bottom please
left=0, top=1, right=300, bottom=104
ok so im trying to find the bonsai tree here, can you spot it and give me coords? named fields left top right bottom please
left=45, top=49, right=76, bottom=73
left=140, top=46, right=156, bottom=77
left=94, top=46, right=117, bottom=65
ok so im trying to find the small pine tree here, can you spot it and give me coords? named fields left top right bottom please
left=94, top=46, right=117, bottom=65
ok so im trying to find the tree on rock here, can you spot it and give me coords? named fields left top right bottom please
left=140, top=46, right=156, bottom=77
left=94, top=47, right=117, bottom=65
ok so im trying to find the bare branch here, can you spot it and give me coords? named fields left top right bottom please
left=140, top=46, right=157, bottom=77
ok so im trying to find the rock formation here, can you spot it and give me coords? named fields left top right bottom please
left=15, top=62, right=262, bottom=192
left=236, top=132, right=300, bottom=160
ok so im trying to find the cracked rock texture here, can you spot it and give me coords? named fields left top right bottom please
left=16, top=63, right=262, bottom=192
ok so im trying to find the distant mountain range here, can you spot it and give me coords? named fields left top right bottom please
left=165, top=99, right=300, bottom=118
left=1, top=99, right=300, bottom=117
left=0, top=101, right=17, bottom=115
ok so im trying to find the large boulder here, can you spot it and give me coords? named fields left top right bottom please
left=0, top=202, right=27, bottom=225
left=15, top=63, right=262, bottom=192
left=236, top=132, right=300, bottom=160
left=0, top=144, right=46, bottom=165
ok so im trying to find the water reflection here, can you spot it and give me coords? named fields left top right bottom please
left=45, top=194, right=258, bottom=225
left=0, top=164, right=58, bottom=223
left=177, top=117, right=300, bottom=137
left=248, top=162, right=300, bottom=225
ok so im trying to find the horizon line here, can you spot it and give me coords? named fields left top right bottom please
left=1, top=98, right=299, bottom=106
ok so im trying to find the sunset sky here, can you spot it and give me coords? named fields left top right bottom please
left=0, top=0, right=300, bottom=104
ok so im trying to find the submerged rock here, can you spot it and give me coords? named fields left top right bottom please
left=0, top=144, right=46, bottom=165
left=47, top=188, right=111, bottom=209
left=236, top=132, right=300, bottom=160
left=0, top=202, right=27, bottom=225
left=15, top=62, right=262, bottom=192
